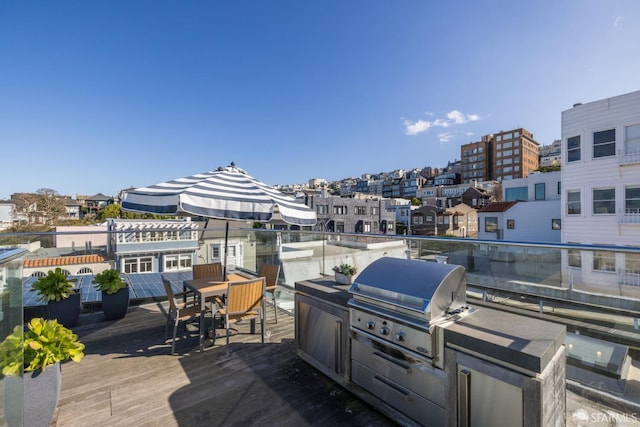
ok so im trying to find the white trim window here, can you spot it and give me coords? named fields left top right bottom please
left=593, top=129, right=615, bottom=158
left=593, top=188, right=615, bottom=214
left=568, top=249, right=581, bottom=268
left=567, top=190, right=581, bottom=215
left=625, top=124, right=640, bottom=156
left=593, top=250, right=615, bottom=272
left=625, top=186, right=640, bottom=215
left=567, top=136, right=581, bottom=162
left=124, top=256, right=154, bottom=274
left=165, top=254, right=192, bottom=271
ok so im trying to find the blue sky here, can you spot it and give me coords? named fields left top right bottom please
left=1, top=1, right=639, bottom=198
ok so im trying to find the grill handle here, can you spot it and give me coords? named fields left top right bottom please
left=372, top=351, right=411, bottom=374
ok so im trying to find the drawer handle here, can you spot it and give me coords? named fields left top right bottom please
left=373, top=351, right=411, bottom=373
left=373, top=375, right=411, bottom=401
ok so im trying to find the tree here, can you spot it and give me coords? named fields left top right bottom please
left=36, top=188, right=67, bottom=226
left=98, top=203, right=121, bottom=221
left=410, top=197, right=421, bottom=206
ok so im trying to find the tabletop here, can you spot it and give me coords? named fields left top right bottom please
left=183, top=272, right=249, bottom=298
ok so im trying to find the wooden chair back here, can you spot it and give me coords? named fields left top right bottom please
left=193, top=262, right=223, bottom=280
left=225, top=278, right=265, bottom=316
left=258, top=264, right=280, bottom=292
left=162, top=278, right=179, bottom=311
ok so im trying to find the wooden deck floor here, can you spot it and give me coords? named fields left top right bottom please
left=52, top=302, right=396, bottom=427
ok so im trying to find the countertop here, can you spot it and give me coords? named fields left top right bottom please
left=295, top=278, right=351, bottom=308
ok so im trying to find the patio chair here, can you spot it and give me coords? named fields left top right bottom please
left=193, top=262, right=224, bottom=281
left=213, top=277, right=265, bottom=349
left=162, top=277, right=207, bottom=354
left=258, top=263, right=281, bottom=323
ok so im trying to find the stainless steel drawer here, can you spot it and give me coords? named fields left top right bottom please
left=351, top=359, right=445, bottom=427
left=351, top=332, right=446, bottom=407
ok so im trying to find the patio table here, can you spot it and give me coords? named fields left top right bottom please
left=183, top=272, right=249, bottom=351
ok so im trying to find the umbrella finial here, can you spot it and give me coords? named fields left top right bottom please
left=230, top=161, right=235, bottom=168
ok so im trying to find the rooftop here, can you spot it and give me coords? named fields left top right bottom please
left=47, top=300, right=640, bottom=427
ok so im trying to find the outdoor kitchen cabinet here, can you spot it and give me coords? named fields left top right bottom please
left=295, top=279, right=351, bottom=385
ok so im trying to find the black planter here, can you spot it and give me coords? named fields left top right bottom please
left=46, top=291, right=81, bottom=328
left=4, top=362, right=62, bottom=427
left=102, top=287, right=130, bottom=320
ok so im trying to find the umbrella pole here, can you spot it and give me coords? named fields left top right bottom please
left=223, top=221, right=229, bottom=280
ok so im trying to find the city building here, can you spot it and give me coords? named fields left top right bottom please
left=461, top=128, right=540, bottom=184
left=561, top=89, right=640, bottom=295
left=309, top=193, right=396, bottom=234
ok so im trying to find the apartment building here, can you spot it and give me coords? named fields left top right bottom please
left=461, top=128, right=540, bottom=184
left=561, top=89, right=640, bottom=295
left=310, top=193, right=396, bottom=234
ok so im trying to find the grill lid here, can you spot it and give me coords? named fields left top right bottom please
left=349, top=257, right=467, bottom=319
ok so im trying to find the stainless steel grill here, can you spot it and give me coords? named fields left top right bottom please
left=348, top=257, right=471, bottom=426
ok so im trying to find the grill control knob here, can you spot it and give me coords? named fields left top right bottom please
left=366, top=321, right=375, bottom=330
left=380, top=326, right=390, bottom=336
left=395, top=332, right=406, bottom=342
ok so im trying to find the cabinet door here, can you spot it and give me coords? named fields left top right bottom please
left=458, top=364, right=523, bottom=427
left=296, top=294, right=348, bottom=379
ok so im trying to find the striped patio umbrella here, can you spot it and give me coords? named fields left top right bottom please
left=121, top=162, right=317, bottom=277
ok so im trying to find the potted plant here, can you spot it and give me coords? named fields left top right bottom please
left=92, top=269, right=129, bottom=320
left=333, top=263, right=357, bottom=285
left=1, top=317, right=85, bottom=427
left=31, top=268, right=81, bottom=328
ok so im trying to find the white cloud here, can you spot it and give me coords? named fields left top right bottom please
left=404, top=109, right=481, bottom=136
left=614, top=16, right=622, bottom=27
left=404, top=120, right=431, bottom=136
left=438, top=132, right=452, bottom=143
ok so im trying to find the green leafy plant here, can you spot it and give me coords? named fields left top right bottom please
left=31, top=268, right=77, bottom=303
left=92, top=269, right=127, bottom=295
left=333, top=263, right=357, bottom=276
left=0, top=318, right=85, bottom=376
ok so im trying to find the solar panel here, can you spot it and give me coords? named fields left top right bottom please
left=23, top=270, right=194, bottom=306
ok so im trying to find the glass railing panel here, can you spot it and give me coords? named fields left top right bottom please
left=0, top=247, right=25, bottom=427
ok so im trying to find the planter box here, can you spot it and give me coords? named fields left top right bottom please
left=334, top=272, right=353, bottom=285
left=102, top=287, right=130, bottom=320
left=4, top=362, right=61, bottom=427
left=47, top=291, right=81, bottom=328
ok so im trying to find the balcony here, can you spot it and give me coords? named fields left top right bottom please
left=619, top=151, right=640, bottom=166
left=3, top=229, right=640, bottom=424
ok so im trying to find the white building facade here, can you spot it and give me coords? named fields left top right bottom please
left=561, top=90, right=640, bottom=297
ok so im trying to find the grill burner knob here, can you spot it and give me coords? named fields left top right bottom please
left=380, top=326, right=390, bottom=336
left=366, top=321, right=375, bottom=330
left=395, top=332, right=406, bottom=342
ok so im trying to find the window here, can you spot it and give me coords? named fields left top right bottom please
left=567, top=190, right=581, bottom=215
left=387, top=221, right=394, bottom=231
left=165, top=254, right=192, bottom=271
left=625, top=252, right=640, bottom=275
left=552, top=219, right=561, bottom=230
left=76, top=267, right=93, bottom=275
left=625, top=186, right=640, bottom=214
left=124, top=258, right=138, bottom=274
left=593, top=250, right=615, bottom=272
left=371, top=206, right=379, bottom=215
left=140, top=257, right=153, bottom=272
left=593, top=129, right=615, bottom=158
left=567, top=136, right=580, bottom=162
left=354, top=206, right=367, bottom=215
left=625, top=124, right=640, bottom=155
left=484, top=217, right=498, bottom=233
left=535, top=183, right=546, bottom=200
left=333, top=205, right=346, bottom=215
left=364, top=222, right=371, bottom=233
left=336, top=222, right=345, bottom=233
left=593, top=188, right=615, bottom=214
left=505, top=187, right=528, bottom=201
left=507, top=219, right=515, bottom=229
left=557, top=182, right=561, bottom=195
left=568, top=249, right=581, bottom=268
left=316, top=205, right=328, bottom=215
